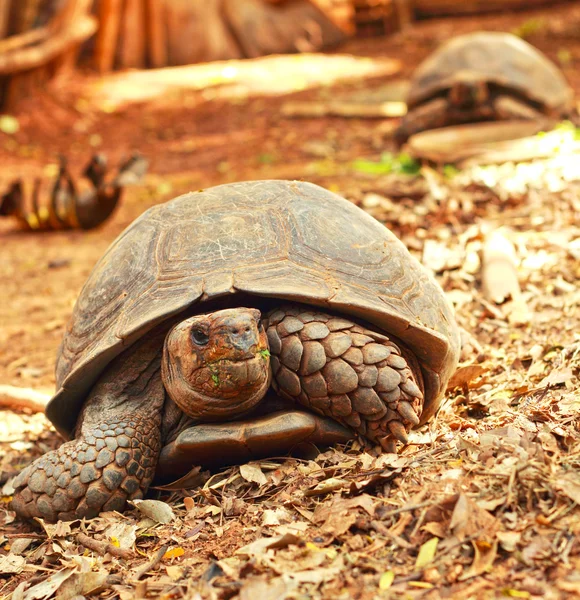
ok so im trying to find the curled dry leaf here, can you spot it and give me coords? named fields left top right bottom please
left=458, top=539, right=498, bottom=581
left=239, top=463, right=268, bottom=485
left=129, top=499, right=176, bottom=524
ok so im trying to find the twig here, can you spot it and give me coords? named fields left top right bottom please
left=77, top=532, right=133, bottom=559
left=134, top=544, right=169, bottom=580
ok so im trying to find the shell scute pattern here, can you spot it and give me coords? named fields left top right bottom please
left=47, top=180, right=460, bottom=440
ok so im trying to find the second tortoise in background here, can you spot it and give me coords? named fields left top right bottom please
left=396, top=31, right=575, bottom=142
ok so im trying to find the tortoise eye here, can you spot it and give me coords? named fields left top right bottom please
left=191, top=329, right=209, bottom=346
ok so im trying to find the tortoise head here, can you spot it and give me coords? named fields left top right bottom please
left=449, top=74, right=489, bottom=109
left=161, top=307, right=271, bottom=421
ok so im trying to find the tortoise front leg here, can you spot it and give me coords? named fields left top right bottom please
left=265, top=306, right=425, bottom=452
left=396, top=97, right=451, bottom=142
left=12, top=413, right=161, bottom=522
left=12, top=341, right=165, bottom=522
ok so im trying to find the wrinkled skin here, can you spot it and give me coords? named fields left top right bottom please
left=12, top=305, right=425, bottom=522
left=162, top=308, right=271, bottom=421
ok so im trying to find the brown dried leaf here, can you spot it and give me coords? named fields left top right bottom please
left=538, top=367, right=574, bottom=389
left=0, top=553, right=25, bottom=574
left=240, top=463, right=268, bottom=486
left=313, top=494, right=375, bottom=536
left=449, top=494, right=499, bottom=542
left=239, top=575, right=295, bottom=600
left=130, top=499, right=176, bottom=524
left=55, top=570, right=108, bottom=600
left=22, top=568, right=76, bottom=600
left=304, top=477, right=348, bottom=496
left=447, top=364, right=487, bottom=390
left=458, top=539, right=498, bottom=581
left=554, top=469, right=580, bottom=503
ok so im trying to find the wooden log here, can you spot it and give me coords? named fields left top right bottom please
left=118, top=0, right=146, bottom=69
left=0, top=14, right=97, bottom=75
left=394, top=0, right=414, bottom=30
left=54, top=0, right=96, bottom=76
left=0, top=25, right=49, bottom=53
left=94, top=0, right=123, bottom=72
left=0, top=0, right=11, bottom=40
left=165, top=0, right=242, bottom=65
left=223, top=0, right=347, bottom=58
left=144, top=0, right=167, bottom=68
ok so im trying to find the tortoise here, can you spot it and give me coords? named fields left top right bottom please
left=396, top=31, right=574, bottom=142
left=11, top=180, right=460, bottom=522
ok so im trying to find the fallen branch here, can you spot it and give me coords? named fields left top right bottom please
left=134, top=544, right=169, bottom=580
left=0, top=385, right=52, bottom=413
left=77, top=533, right=133, bottom=559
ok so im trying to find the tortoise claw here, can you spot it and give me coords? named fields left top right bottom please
left=387, top=420, right=409, bottom=444
left=397, top=400, right=420, bottom=426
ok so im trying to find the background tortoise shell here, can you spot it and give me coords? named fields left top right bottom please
left=47, top=180, right=460, bottom=438
left=407, top=31, right=574, bottom=113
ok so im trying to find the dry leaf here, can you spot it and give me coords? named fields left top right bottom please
left=163, top=547, right=185, bottom=560
left=130, top=499, right=176, bottom=524
left=240, top=463, right=268, bottom=485
left=415, top=537, right=438, bottom=569
left=0, top=553, right=25, bottom=574
left=304, top=477, right=348, bottom=496
left=379, top=570, right=395, bottom=590
left=166, top=565, right=185, bottom=581
left=459, top=539, right=498, bottom=580
left=554, top=469, right=580, bottom=503
left=22, top=568, right=76, bottom=600
left=497, top=531, right=521, bottom=552
left=447, top=364, right=487, bottom=390
left=55, top=571, right=108, bottom=600
left=239, top=575, right=294, bottom=600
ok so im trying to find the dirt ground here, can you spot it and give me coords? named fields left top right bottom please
left=1, top=3, right=579, bottom=599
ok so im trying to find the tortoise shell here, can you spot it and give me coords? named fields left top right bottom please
left=47, top=180, right=460, bottom=438
left=407, top=31, right=573, bottom=113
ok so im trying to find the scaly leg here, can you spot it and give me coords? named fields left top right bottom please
left=12, top=337, right=165, bottom=522
left=265, top=306, right=425, bottom=452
